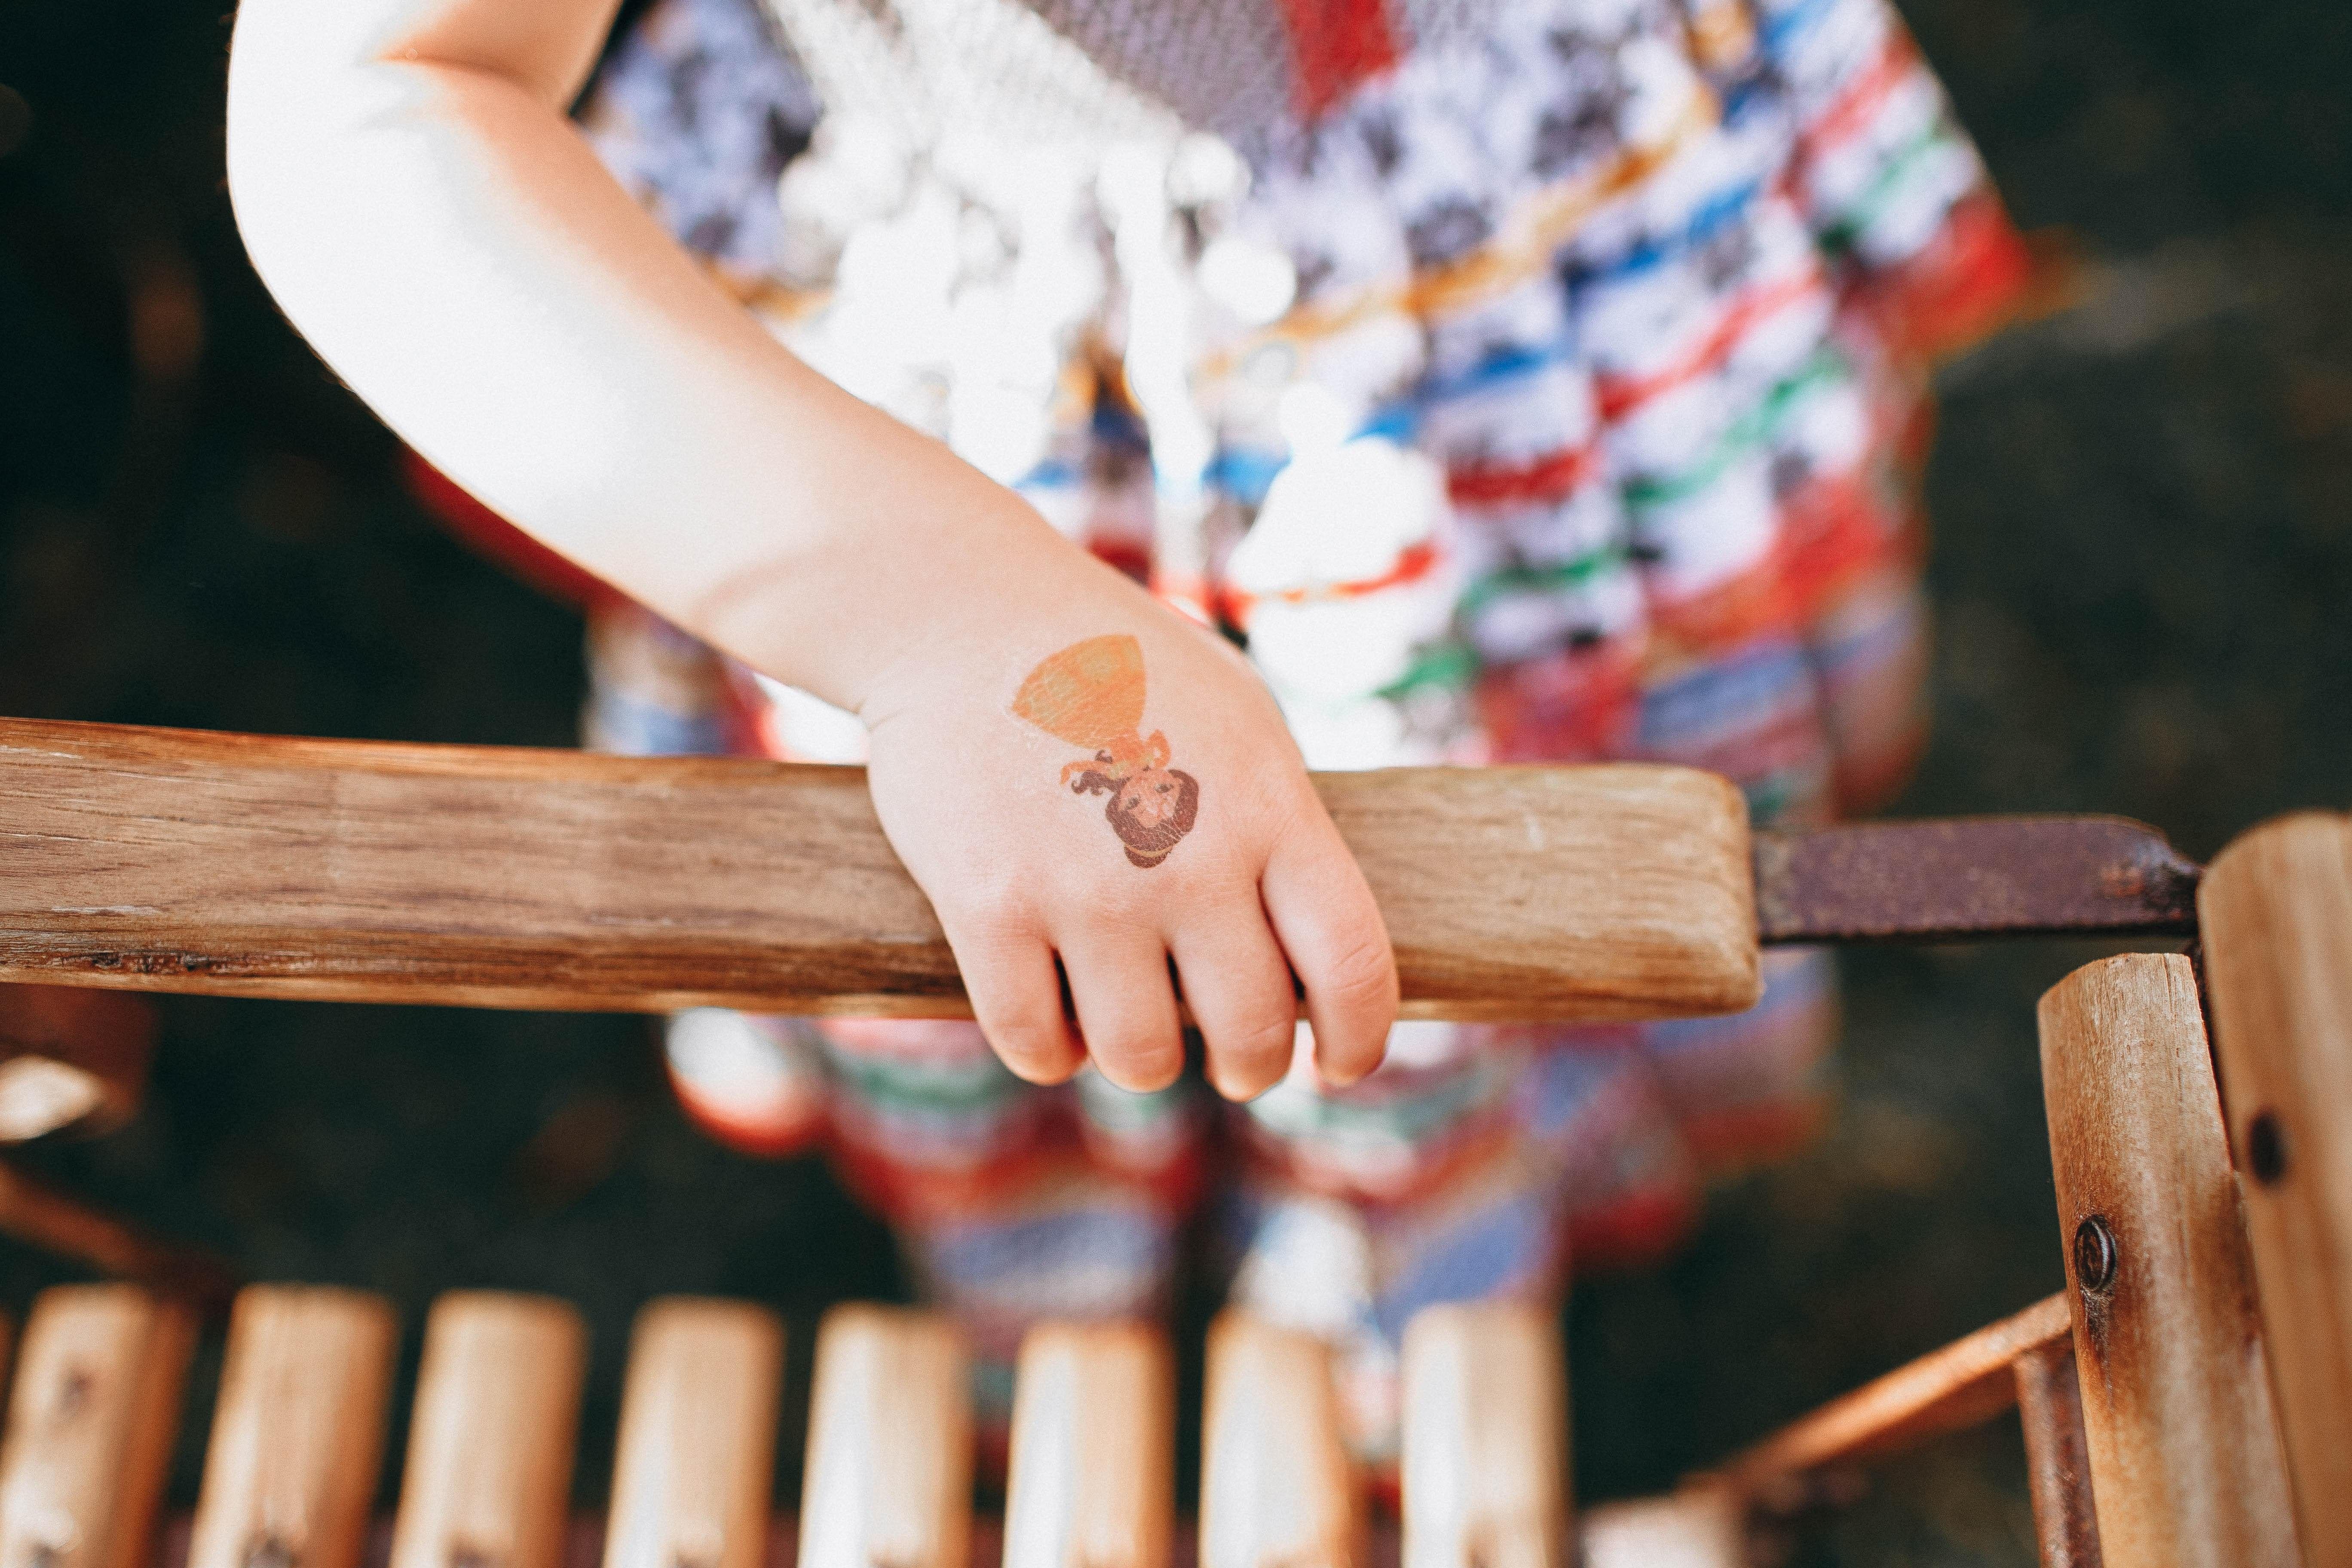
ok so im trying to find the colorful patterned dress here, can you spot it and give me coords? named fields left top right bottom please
left=419, top=0, right=2033, bottom=1464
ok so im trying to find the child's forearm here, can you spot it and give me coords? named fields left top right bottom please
left=225, top=0, right=1081, bottom=714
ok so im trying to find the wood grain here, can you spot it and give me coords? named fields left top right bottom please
left=0, top=719, right=1758, bottom=1023
left=1399, top=1302, right=1568, bottom=1568
left=1001, top=1322, right=1173, bottom=1568
left=2014, top=1338, right=2102, bottom=1568
left=0, top=1284, right=196, bottom=1568
left=1198, top=1313, right=1359, bottom=1568
left=389, top=1292, right=586, bottom=1568
left=797, top=1305, right=971, bottom=1568
left=188, top=1286, right=398, bottom=1568
left=2038, top=953, right=2298, bottom=1568
left=604, top=1298, right=784, bottom=1568
left=1720, top=1293, right=2070, bottom=1499
left=2199, top=812, right=2352, bottom=1568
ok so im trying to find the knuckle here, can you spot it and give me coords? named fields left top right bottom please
left=1314, top=929, right=1400, bottom=1014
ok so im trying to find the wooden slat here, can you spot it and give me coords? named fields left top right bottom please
left=1001, top=1322, right=1173, bottom=1568
left=1399, top=1302, right=1568, bottom=1568
left=189, top=1286, right=398, bottom=1568
left=2014, top=1338, right=2103, bottom=1568
left=0, top=1158, right=236, bottom=1307
left=2199, top=812, right=2352, bottom=1568
left=1720, top=1293, right=2070, bottom=1498
left=797, top=1305, right=971, bottom=1568
left=1197, top=1313, right=1359, bottom=1568
left=389, top=1292, right=586, bottom=1568
left=0, top=719, right=1758, bottom=1023
left=2038, top=953, right=2298, bottom=1567
left=0, top=1285, right=195, bottom=1568
left=1577, top=1489, right=1742, bottom=1568
left=604, top=1298, right=784, bottom=1568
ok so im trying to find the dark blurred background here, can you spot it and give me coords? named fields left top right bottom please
left=2, top=0, right=2348, bottom=1561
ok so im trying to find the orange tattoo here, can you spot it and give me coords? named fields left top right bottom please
left=1011, top=634, right=1200, bottom=869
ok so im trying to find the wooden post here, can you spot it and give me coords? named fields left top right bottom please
left=389, top=1292, right=587, bottom=1568
left=2199, top=811, right=2352, bottom=1567
left=188, top=1286, right=399, bottom=1568
left=1578, top=1489, right=1742, bottom=1568
left=1197, top=1313, right=1359, bottom=1568
left=604, top=1298, right=784, bottom=1568
left=1001, top=1322, right=1174, bottom=1568
left=1399, top=1302, right=1568, bottom=1568
left=0, top=1284, right=196, bottom=1568
left=2037, top=953, right=2298, bottom=1567
left=797, top=1305, right=971, bottom=1568
left=2014, top=1338, right=2103, bottom=1568
left=0, top=719, right=1760, bottom=1024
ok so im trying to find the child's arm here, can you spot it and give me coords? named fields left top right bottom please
left=224, top=0, right=1396, bottom=1099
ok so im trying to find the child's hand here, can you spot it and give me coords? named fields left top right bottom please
left=859, top=544, right=1397, bottom=1102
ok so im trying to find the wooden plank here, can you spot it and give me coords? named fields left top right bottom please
left=0, top=718, right=1758, bottom=1023
left=1720, top=1293, right=2070, bottom=1498
left=0, top=1284, right=196, bottom=1568
left=1578, top=1489, right=1742, bottom=1568
left=1001, top=1322, right=1173, bottom=1568
left=2037, top=953, right=2299, bottom=1568
left=2014, top=1338, right=2103, bottom=1568
left=189, top=1286, right=398, bottom=1568
left=797, top=1305, right=970, bottom=1568
left=389, top=1291, right=586, bottom=1568
left=604, top=1298, right=784, bottom=1568
left=1399, top=1302, right=1568, bottom=1568
left=2199, top=811, right=2352, bottom=1568
left=1198, top=1313, right=1359, bottom=1568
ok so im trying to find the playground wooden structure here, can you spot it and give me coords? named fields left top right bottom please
left=0, top=716, right=2343, bottom=1567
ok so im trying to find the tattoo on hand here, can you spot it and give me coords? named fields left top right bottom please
left=1012, top=634, right=1200, bottom=868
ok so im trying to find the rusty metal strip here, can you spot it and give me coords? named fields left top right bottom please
left=1753, top=817, right=2201, bottom=945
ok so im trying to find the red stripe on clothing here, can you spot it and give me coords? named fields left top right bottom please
left=1447, top=441, right=1604, bottom=508
left=1594, top=266, right=1824, bottom=420
left=1274, top=0, right=1400, bottom=117
left=1795, top=28, right=1917, bottom=166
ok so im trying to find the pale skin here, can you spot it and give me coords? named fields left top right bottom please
left=223, top=0, right=1399, bottom=1098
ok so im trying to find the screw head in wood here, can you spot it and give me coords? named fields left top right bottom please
left=2246, top=1111, right=2289, bottom=1185
left=2073, top=1215, right=2118, bottom=1294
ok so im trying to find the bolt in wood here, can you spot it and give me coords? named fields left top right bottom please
left=2199, top=811, right=2352, bottom=1567
left=388, top=1292, right=586, bottom=1568
left=0, top=1285, right=196, bottom=1568
left=2038, top=952, right=2298, bottom=1567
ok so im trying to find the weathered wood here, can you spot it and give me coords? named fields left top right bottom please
left=1198, top=1313, right=1359, bottom=1568
left=188, top=1286, right=398, bottom=1568
left=798, top=1305, right=971, bottom=1568
left=604, top=1298, right=784, bottom=1568
left=389, top=1292, right=586, bottom=1568
left=1001, top=1322, right=1173, bottom=1568
left=1399, top=1302, right=1568, bottom=1568
left=1721, top=1293, right=2070, bottom=1499
left=2038, top=953, right=2298, bottom=1568
left=2015, top=1338, right=2103, bottom=1568
left=2199, top=811, right=2352, bottom=1568
left=0, top=718, right=1758, bottom=1023
left=0, top=985, right=152, bottom=1141
left=0, top=1285, right=195, bottom=1568
left=1577, top=1489, right=1742, bottom=1568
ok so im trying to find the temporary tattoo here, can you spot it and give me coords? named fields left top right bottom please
left=1011, top=634, right=1200, bottom=869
